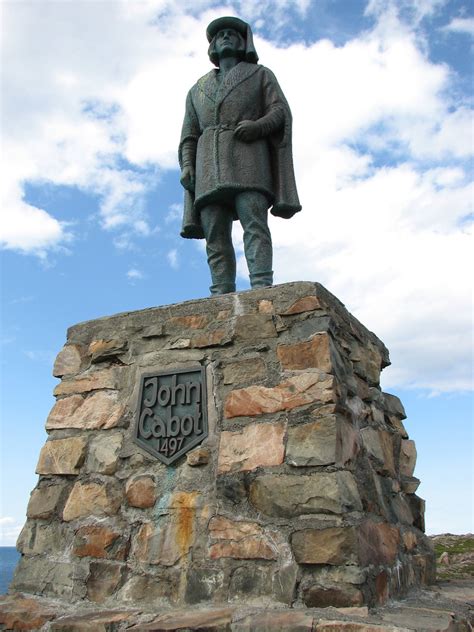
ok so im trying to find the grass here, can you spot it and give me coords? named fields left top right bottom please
left=431, top=535, right=474, bottom=580
left=433, top=537, right=474, bottom=557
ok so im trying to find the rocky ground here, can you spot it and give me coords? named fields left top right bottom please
left=1, top=534, right=473, bottom=630
left=431, top=533, right=474, bottom=581
left=1, top=580, right=474, bottom=631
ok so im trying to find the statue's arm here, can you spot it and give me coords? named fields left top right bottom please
left=234, top=67, right=286, bottom=143
left=179, top=91, right=200, bottom=192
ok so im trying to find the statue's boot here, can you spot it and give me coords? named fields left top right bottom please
left=249, top=270, right=273, bottom=289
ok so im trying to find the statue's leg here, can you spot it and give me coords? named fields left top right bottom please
left=235, top=191, right=273, bottom=289
left=200, top=204, right=236, bottom=295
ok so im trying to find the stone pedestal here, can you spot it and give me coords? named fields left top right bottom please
left=11, top=282, right=435, bottom=610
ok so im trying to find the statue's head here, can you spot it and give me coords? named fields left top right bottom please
left=206, top=16, right=259, bottom=67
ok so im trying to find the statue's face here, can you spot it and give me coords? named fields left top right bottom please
left=214, top=28, right=241, bottom=58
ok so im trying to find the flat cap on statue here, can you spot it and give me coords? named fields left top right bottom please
left=206, top=16, right=249, bottom=41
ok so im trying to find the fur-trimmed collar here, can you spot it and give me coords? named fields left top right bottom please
left=196, top=62, right=261, bottom=105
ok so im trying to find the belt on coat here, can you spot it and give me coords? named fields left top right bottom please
left=202, top=124, right=236, bottom=132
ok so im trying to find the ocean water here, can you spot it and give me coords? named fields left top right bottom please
left=0, top=547, right=20, bottom=594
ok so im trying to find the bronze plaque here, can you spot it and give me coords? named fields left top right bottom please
left=134, top=367, right=207, bottom=465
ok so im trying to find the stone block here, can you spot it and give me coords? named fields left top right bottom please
left=291, top=527, right=358, bottom=565
left=222, top=357, right=266, bottom=385
left=337, top=417, right=360, bottom=465
left=250, top=471, right=362, bottom=517
left=361, top=428, right=396, bottom=476
left=358, top=520, right=400, bottom=566
left=131, top=608, right=234, bottom=631
left=375, top=569, right=389, bottom=604
left=303, top=583, right=364, bottom=608
left=228, top=564, right=272, bottom=601
left=366, top=470, right=392, bottom=520
left=315, top=622, right=403, bottom=631
left=118, top=572, right=179, bottom=604
left=383, top=392, right=407, bottom=419
left=53, top=344, right=83, bottom=377
left=225, top=371, right=335, bottom=418
left=51, top=610, right=135, bottom=631
left=234, top=314, right=277, bottom=339
left=184, top=567, right=226, bottom=604
left=88, top=338, right=128, bottom=362
left=142, top=324, right=165, bottom=338
left=350, top=339, right=389, bottom=386
left=217, top=421, right=286, bottom=473
left=402, top=530, right=418, bottom=551
left=0, top=595, right=58, bottom=630
left=277, top=333, right=333, bottom=372
left=125, top=475, right=157, bottom=508
left=280, top=295, right=322, bottom=314
left=401, top=476, right=420, bottom=494
left=386, top=414, right=409, bottom=438
left=165, top=314, right=210, bottom=333
left=62, top=480, right=123, bottom=521
left=360, top=427, right=384, bottom=461
left=286, top=415, right=358, bottom=467
left=232, top=611, right=314, bottom=631
left=45, top=394, right=83, bottom=426
left=73, top=524, right=129, bottom=560
left=308, top=565, right=367, bottom=586
left=26, top=482, right=68, bottom=519
left=412, top=552, right=436, bottom=584
left=381, top=605, right=456, bottom=631
left=208, top=516, right=277, bottom=560
left=272, top=562, right=298, bottom=605
left=191, top=328, right=233, bottom=348
left=10, top=556, right=88, bottom=599
left=17, top=521, right=72, bottom=556
left=216, top=477, right=247, bottom=505
left=86, top=561, right=125, bottom=603
left=378, top=430, right=397, bottom=477
left=186, top=446, right=211, bottom=466
left=86, top=432, right=123, bottom=474
left=258, top=299, right=274, bottom=313
left=53, top=366, right=123, bottom=397
left=134, top=491, right=200, bottom=566
left=36, top=436, right=87, bottom=475
left=400, top=439, right=417, bottom=477
left=391, top=494, right=415, bottom=525
left=46, top=391, right=124, bottom=430
left=406, top=495, right=426, bottom=531
left=287, top=417, right=336, bottom=465
left=353, top=375, right=371, bottom=400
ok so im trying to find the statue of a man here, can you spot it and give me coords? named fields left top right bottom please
left=179, top=16, right=301, bottom=295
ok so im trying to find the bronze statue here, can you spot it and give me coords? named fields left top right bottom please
left=179, top=16, right=301, bottom=295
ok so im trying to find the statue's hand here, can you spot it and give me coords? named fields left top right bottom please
left=234, top=120, right=260, bottom=143
left=180, top=166, right=195, bottom=192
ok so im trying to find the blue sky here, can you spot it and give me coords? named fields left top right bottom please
left=1, top=0, right=472, bottom=545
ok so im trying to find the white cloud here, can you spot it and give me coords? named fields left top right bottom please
left=0, top=180, right=70, bottom=256
left=0, top=517, right=22, bottom=546
left=167, top=248, right=179, bottom=269
left=365, top=0, right=447, bottom=23
left=442, top=17, right=474, bottom=36
left=1, top=0, right=315, bottom=257
left=267, top=161, right=472, bottom=393
left=127, top=268, right=144, bottom=280
left=165, top=203, right=183, bottom=224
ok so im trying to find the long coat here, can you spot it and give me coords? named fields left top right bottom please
left=179, top=62, right=301, bottom=239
